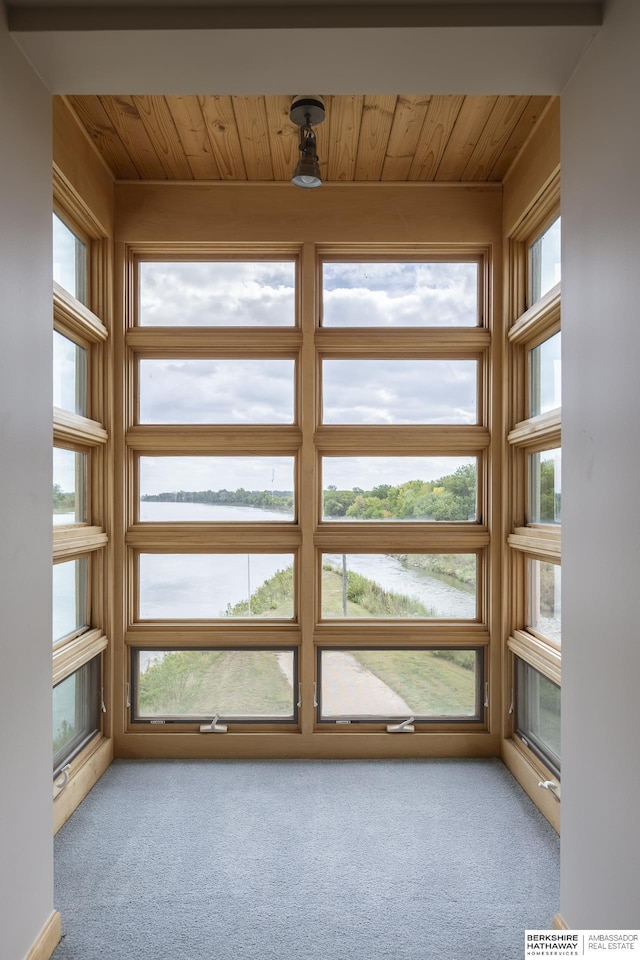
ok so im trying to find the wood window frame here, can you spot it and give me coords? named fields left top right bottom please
left=120, top=240, right=497, bottom=753
left=504, top=177, right=561, bottom=825
left=53, top=174, right=112, bottom=824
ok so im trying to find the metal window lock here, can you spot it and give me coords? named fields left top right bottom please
left=387, top=716, right=415, bottom=733
left=200, top=713, right=228, bottom=733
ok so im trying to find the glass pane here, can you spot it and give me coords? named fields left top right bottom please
left=53, top=213, right=87, bottom=304
left=322, top=457, right=477, bottom=521
left=516, top=659, right=561, bottom=776
left=139, top=554, right=295, bottom=619
left=53, top=656, right=100, bottom=775
left=530, top=331, right=561, bottom=416
left=321, top=554, right=476, bottom=619
left=138, top=261, right=296, bottom=326
left=322, top=261, right=478, bottom=327
left=52, top=558, right=88, bottom=644
left=53, top=448, right=87, bottom=526
left=138, top=359, right=295, bottom=424
left=319, top=648, right=480, bottom=719
left=528, top=560, right=561, bottom=645
left=529, top=216, right=561, bottom=304
left=53, top=331, right=87, bottom=416
left=322, top=359, right=477, bottom=424
left=134, top=649, right=296, bottom=720
left=529, top=447, right=561, bottom=524
left=139, top=456, right=295, bottom=521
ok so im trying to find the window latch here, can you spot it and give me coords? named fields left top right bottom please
left=200, top=713, right=228, bottom=734
left=313, top=682, right=318, bottom=708
left=538, top=780, right=561, bottom=800
left=387, top=716, right=415, bottom=733
left=100, top=687, right=107, bottom=714
left=54, top=763, right=71, bottom=795
left=297, top=683, right=302, bottom=708
left=484, top=682, right=489, bottom=708
left=125, top=682, right=131, bottom=709
left=508, top=688, right=514, bottom=715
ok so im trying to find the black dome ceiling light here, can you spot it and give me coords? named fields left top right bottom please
left=290, top=95, right=326, bottom=189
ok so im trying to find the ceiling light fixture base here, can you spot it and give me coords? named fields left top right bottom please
left=290, top=96, right=326, bottom=127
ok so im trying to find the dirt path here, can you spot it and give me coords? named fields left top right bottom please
left=275, top=650, right=411, bottom=717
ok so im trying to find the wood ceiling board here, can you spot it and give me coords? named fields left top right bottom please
left=461, top=94, right=529, bottom=180
left=408, top=94, right=465, bottom=180
left=264, top=95, right=299, bottom=181
left=98, top=95, right=169, bottom=179
left=487, top=94, right=550, bottom=180
left=354, top=95, right=397, bottom=181
left=165, top=95, right=222, bottom=180
left=132, top=95, right=193, bottom=179
left=327, top=94, right=364, bottom=181
left=434, top=94, right=498, bottom=181
left=232, top=95, right=275, bottom=181
left=380, top=95, right=432, bottom=181
left=198, top=95, right=247, bottom=179
left=65, top=95, right=139, bottom=179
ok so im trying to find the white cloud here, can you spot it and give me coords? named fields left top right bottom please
left=139, top=261, right=296, bottom=327
left=322, top=261, right=478, bottom=327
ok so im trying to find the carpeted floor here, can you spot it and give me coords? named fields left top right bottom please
left=53, top=758, right=559, bottom=960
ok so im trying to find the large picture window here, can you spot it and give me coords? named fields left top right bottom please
left=125, top=246, right=491, bottom=741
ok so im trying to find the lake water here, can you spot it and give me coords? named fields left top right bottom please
left=138, top=500, right=476, bottom=620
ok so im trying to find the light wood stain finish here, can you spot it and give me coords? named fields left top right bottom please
left=64, top=94, right=551, bottom=183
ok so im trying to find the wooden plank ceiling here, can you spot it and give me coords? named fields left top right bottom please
left=65, top=94, right=552, bottom=183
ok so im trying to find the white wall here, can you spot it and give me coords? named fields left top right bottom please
left=561, top=0, right=640, bottom=928
left=0, top=8, right=54, bottom=959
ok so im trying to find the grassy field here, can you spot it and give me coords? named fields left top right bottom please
left=138, top=568, right=478, bottom=719
left=138, top=649, right=293, bottom=717
left=349, top=649, right=477, bottom=716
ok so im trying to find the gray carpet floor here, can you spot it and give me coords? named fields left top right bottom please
left=53, top=758, right=559, bottom=960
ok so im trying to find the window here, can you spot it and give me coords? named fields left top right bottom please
left=530, top=331, right=561, bottom=417
left=320, top=554, right=477, bottom=620
left=528, top=559, right=561, bottom=646
left=53, top=212, right=87, bottom=304
left=515, top=659, right=561, bottom=778
left=138, top=456, right=295, bottom=522
left=138, top=260, right=296, bottom=326
left=53, top=330, right=87, bottom=416
left=126, top=248, right=490, bottom=738
left=507, top=187, right=561, bottom=793
left=138, top=553, right=295, bottom=620
left=321, top=359, right=478, bottom=425
left=321, top=457, right=478, bottom=522
left=132, top=648, right=298, bottom=722
left=138, top=358, right=296, bottom=424
left=53, top=558, right=88, bottom=644
left=53, top=656, right=101, bottom=777
left=53, top=447, right=87, bottom=525
left=317, top=648, right=483, bottom=721
left=529, top=216, right=561, bottom=305
left=529, top=447, right=561, bottom=525
left=52, top=192, right=110, bottom=802
left=321, top=260, right=479, bottom=327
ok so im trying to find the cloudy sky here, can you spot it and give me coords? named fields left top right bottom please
left=53, top=213, right=85, bottom=302
left=322, top=261, right=478, bottom=327
left=322, top=359, right=476, bottom=424
left=139, top=261, right=296, bottom=326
